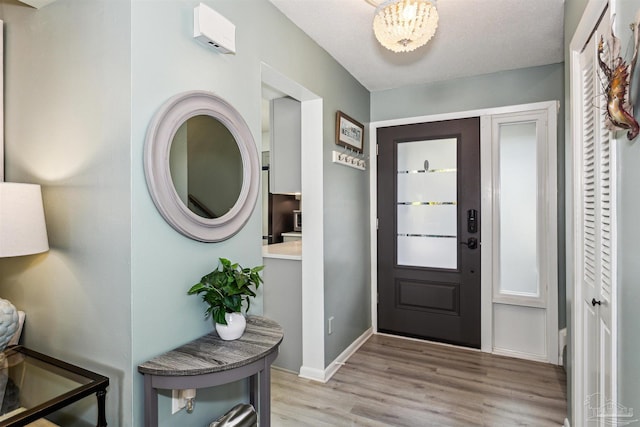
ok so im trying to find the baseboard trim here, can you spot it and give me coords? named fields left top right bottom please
left=492, top=347, right=550, bottom=364
left=271, top=365, right=298, bottom=375
left=324, top=327, right=373, bottom=382
left=559, top=328, right=567, bottom=365
left=298, top=327, right=373, bottom=383
left=298, top=366, right=325, bottom=382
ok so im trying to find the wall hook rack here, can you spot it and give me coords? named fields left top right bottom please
left=332, top=150, right=367, bottom=170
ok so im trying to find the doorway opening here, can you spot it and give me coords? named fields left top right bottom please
left=376, top=117, right=481, bottom=348
left=370, top=101, right=559, bottom=364
left=260, top=63, right=328, bottom=380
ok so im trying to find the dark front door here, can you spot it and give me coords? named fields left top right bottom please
left=377, top=117, right=481, bottom=348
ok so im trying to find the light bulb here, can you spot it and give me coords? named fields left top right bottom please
left=402, top=1, right=417, bottom=20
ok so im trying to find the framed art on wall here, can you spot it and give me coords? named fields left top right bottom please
left=335, top=111, right=364, bottom=153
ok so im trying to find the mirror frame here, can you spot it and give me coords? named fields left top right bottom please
left=144, top=91, right=260, bottom=242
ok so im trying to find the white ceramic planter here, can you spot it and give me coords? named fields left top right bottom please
left=215, top=312, right=246, bottom=340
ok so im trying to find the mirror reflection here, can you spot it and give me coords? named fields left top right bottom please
left=169, top=115, right=243, bottom=219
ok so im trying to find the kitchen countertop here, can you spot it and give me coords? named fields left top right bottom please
left=262, top=240, right=302, bottom=260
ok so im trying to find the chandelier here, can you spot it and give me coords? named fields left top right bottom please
left=370, top=0, right=439, bottom=53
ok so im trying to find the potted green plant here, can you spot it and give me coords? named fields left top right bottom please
left=188, top=257, right=264, bottom=340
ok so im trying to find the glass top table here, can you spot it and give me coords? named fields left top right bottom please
left=0, top=346, right=109, bottom=427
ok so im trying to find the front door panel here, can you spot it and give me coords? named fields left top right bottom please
left=377, top=118, right=481, bottom=348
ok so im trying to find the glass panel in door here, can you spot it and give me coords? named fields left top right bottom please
left=497, top=121, right=539, bottom=296
left=396, top=138, right=457, bottom=269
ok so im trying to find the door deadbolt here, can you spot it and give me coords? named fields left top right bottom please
left=467, top=209, right=478, bottom=233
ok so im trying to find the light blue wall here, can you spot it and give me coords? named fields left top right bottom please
left=371, top=63, right=566, bottom=329
left=615, top=0, right=640, bottom=416
left=0, top=0, right=371, bottom=425
left=371, top=63, right=564, bottom=122
left=321, top=85, right=371, bottom=366
left=131, top=2, right=266, bottom=424
left=0, top=0, right=132, bottom=425
left=131, top=0, right=370, bottom=425
left=616, top=122, right=640, bottom=427
left=0, top=0, right=584, bottom=424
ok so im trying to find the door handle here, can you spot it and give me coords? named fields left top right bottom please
left=592, top=298, right=602, bottom=306
left=460, top=237, right=478, bottom=249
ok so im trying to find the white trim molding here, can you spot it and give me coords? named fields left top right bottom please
left=489, top=105, right=559, bottom=365
left=568, top=1, right=611, bottom=426
left=369, top=122, right=378, bottom=334
left=559, top=327, right=567, bottom=366
left=299, top=327, right=373, bottom=383
left=261, top=63, right=326, bottom=380
left=480, top=116, right=493, bottom=353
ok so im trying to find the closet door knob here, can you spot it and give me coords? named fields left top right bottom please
left=591, top=298, right=602, bottom=306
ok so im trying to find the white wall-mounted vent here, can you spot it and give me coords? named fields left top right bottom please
left=193, top=3, right=236, bottom=54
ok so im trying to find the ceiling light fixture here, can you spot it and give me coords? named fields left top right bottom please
left=368, top=0, right=439, bottom=53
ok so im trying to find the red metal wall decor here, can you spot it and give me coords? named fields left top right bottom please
left=597, top=14, right=640, bottom=140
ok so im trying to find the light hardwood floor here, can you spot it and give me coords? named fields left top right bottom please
left=271, top=334, right=567, bottom=426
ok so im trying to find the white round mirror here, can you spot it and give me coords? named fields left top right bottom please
left=144, top=91, right=260, bottom=242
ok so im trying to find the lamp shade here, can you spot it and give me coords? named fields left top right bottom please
left=0, top=182, right=49, bottom=258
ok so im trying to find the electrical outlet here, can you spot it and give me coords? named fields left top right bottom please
left=328, top=316, right=335, bottom=335
left=171, top=389, right=186, bottom=414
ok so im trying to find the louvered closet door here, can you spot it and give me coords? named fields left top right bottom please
left=578, top=11, right=616, bottom=425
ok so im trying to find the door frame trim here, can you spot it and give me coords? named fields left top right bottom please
left=369, top=100, right=559, bottom=356
left=488, top=109, right=559, bottom=364
left=261, top=63, right=326, bottom=380
left=568, top=1, right=612, bottom=425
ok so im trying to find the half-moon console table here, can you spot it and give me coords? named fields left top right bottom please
left=138, top=316, right=283, bottom=427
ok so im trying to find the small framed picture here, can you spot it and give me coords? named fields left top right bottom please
left=335, top=111, right=364, bottom=153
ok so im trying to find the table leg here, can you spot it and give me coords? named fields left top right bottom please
left=96, top=389, right=107, bottom=427
left=144, top=375, right=159, bottom=427
left=249, top=374, right=258, bottom=409
left=258, top=364, right=271, bottom=427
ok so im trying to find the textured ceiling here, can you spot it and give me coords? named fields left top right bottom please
left=269, top=0, right=565, bottom=91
